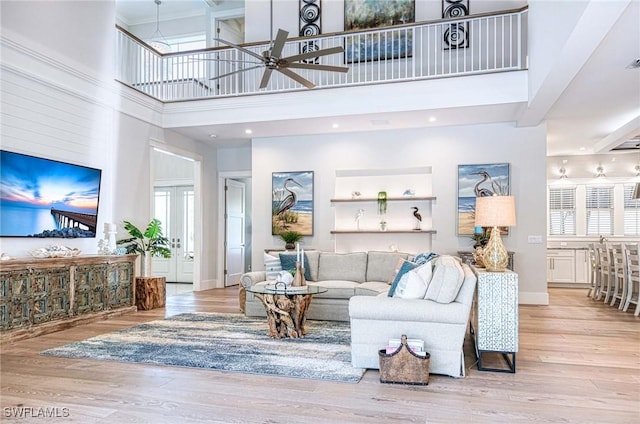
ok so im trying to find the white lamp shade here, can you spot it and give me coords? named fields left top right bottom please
left=475, top=196, right=516, bottom=227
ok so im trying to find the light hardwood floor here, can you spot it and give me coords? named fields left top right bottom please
left=1, top=288, right=638, bottom=423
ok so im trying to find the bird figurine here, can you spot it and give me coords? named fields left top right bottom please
left=412, top=206, right=422, bottom=230
left=273, top=177, right=303, bottom=230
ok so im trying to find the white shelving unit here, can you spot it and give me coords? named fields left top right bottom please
left=331, top=167, right=435, bottom=253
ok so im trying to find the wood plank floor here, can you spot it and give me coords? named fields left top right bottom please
left=1, top=288, right=638, bottom=423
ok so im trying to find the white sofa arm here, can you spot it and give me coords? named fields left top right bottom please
left=349, top=296, right=470, bottom=324
left=240, top=271, right=266, bottom=288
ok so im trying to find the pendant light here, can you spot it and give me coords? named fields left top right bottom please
left=148, top=0, right=171, bottom=53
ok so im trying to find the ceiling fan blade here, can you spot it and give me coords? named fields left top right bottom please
left=277, top=68, right=316, bottom=89
left=286, top=63, right=349, bottom=73
left=209, top=65, right=264, bottom=81
left=214, top=38, right=265, bottom=62
left=259, top=68, right=274, bottom=89
left=283, top=46, right=344, bottom=63
left=270, top=29, right=289, bottom=58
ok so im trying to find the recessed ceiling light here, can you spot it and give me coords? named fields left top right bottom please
left=428, top=116, right=437, bottom=122
left=332, top=123, right=339, bottom=129
left=209, top=134, right=217, bottom=138
left=245, top=129, right=253, bottom=134
left=579, top=147, right=586, bottom=151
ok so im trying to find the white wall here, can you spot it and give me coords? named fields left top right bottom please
left=0, top=0, right=220, bottom=287
left=251, top=122, right=548, bottom=304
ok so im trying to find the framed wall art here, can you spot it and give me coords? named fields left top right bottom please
left=299, top=0, right=322, bottom=64
left=344, top=0, right=415, bottom=63
left=457, top=163, right=510, bottom=235
left=272, top=171, right=314, bottom=236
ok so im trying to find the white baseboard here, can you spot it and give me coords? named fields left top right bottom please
left=519, top=291, right=549, bottom=305
left=195, top=279, right=218, bottom=291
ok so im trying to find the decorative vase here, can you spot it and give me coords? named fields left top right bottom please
left=140, top=253, right=153, bottom=277
left=292, top=260, right=307, bottom=286
left=285, top=242, right=295, bottom=250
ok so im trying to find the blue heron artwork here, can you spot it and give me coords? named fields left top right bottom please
left=272, top=171, right=314, bottom=236
left=457, top=163, right=510, bottom=235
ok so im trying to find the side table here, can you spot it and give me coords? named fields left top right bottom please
left=470, top=268, right=518, bottom=373
left=135, top=276, right=166, bottom=310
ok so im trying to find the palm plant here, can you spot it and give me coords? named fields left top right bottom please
left=117, top=219, right=172, bottom=258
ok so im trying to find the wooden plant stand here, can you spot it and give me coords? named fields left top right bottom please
left=135, top=277, right=166, bottom=310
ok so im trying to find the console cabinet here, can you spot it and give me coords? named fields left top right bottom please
left=471, top=268, right=519, bottom=373
left=0, top=255, right=137, bottom=340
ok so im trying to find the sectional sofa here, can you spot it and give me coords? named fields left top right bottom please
left=240, top=251, right=477, bottom=378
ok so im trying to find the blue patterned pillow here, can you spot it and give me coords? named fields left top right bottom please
left=279, top=253, right=312, bottom=281
left=413, top=252, right=439, bottom=266
left=388, top=259, right=418, bottom=297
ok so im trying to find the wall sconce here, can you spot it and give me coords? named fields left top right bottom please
left=596, top=165, right=605, bottom=178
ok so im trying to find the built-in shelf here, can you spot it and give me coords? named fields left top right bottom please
left=331, top=230, right=437, bottom=234
left=330, top=196, right=436, bottom=203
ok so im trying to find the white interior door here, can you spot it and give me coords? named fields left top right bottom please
left=225, top=179, right=245, bottom=287
left=153, top=186, right=195, bottom=283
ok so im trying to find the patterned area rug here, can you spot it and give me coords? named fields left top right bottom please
left=42, top=312, right=365, bottom=383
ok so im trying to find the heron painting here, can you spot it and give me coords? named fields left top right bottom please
left=272, top=171, right=314, bottom=236
left=457, top=163, right=510, bottom=235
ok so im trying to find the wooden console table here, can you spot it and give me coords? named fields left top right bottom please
left=0, top=254, right=137, bottom=342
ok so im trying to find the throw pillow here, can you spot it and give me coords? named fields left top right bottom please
left=393, top=269, right=428, bottom=299
left=388, top=259, right=417, bottom=297
left=279, top=253, right=312, bottom=281
left=413, top=251, right=439, bottom=265
left=424, top=255, right=465, bottom=303
left=264, top=252, right=282, bottom=281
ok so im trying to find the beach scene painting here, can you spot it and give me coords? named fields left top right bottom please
left=272, top=171, right=314, bottom=236
left=457, top=163, right=510, bottom=235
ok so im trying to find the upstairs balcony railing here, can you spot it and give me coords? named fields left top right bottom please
left=115, top=7, right=527, bottom=102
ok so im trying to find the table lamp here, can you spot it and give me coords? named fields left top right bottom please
left=474, top=195, right=516, bottom=272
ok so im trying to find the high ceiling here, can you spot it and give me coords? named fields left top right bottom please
left=115, top=0, right=640, bottom=157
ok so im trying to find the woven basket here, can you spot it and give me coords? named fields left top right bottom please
left=378, top=335, right=430, bottom=385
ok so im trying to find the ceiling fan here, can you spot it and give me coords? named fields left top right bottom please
left=210, top=29, right=348, bottom=89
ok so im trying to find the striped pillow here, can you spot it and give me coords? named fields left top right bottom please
left=264, top=253, right=282, bottom=281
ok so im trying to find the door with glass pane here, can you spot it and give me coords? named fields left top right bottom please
left=153, top=186, right=195, bottom=283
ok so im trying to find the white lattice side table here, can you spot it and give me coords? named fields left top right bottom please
left=471, top=268, right=519, bottom=373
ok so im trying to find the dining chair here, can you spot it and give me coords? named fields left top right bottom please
left=622, top=243, right=640, bottom=316
left=587, top=243, right=601, bottom=299
left=608, top=243, right=626, bottom=309
left=595, top=243, right=612, bottom=302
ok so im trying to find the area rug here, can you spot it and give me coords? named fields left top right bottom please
left=41, top=312, right=364, bottom=383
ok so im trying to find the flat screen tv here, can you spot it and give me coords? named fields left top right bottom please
left=0, top=150, right=102, bottom=238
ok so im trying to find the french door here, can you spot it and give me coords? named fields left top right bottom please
left=153, top=186, right=195, bottom=283
left=225, top=179, right=246, bottom=286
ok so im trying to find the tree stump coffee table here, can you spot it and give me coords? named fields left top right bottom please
left=246, top=284, right=327, bottom=339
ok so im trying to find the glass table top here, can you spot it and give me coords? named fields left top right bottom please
left=246, top=283, right=328, bottom=295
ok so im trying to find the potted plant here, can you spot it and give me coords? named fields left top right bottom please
left=117, top=218, right=171, bottom=277
left=279, top=230, right=303, bottom=250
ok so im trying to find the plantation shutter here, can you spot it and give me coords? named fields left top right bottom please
left=586, top=186, right=613, bottom=235
left=623, top=184, right=640, bottom=236
left=549, top=187, right=576, bottom=235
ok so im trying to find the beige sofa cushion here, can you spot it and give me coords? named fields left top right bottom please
left=318, top=252, right=367, bottom=283
left=425, top=255, right=465, bottom=303
left=365, top=251, right=410, bottom=282
left=308, top=280, right=358, bottom=299
left=355, top=281, right=390, bottom=296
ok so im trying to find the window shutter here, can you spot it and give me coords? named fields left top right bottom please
left=623, top=184, right=640, bottom=236
left=549, top=187, right=576, bottom=235
left=586, top=186, right=613, bottom=235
